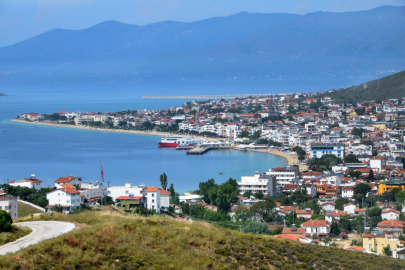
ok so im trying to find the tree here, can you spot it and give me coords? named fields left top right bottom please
left=197, top=179, right=216, bottom=204
left=243, top=191, right=253, bottom=198
left=351, top=128, right=365, bottom=138
left=368, top=170, right=375, bottom=181
left=368, top=207, right=382, bottom=217
left=383, top=245, right=392, bottom=257
left=168, top=184, right=180, bottom=205
left=0, top=210, right=12, bottom=232
left=349, top=170, right=362, bottom=179
left=353, top=184, right=371, bottom=197
left=243, top=221, right=272, bottom=235
left=181, top=203, right=190, bottom=214
left=254, top=192, right=264, bottom=200
left=335, top=198, right=349, bottom=211
left=331, top=221, right=341, bottom=236
left=52, top=204, right=63, bottom=213
left=160, top=173, right=168, bottom=190
left=238, top=130, right=250, bottom=138
left=251, top=198, right=276, bottom=222
left=344, top=154, right=361, bottom=164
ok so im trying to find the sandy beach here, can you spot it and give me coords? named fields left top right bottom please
left=10, top=119, right=299, bottom=166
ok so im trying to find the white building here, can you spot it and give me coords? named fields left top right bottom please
left=344, top=203, right=359, bottom=215
left=45, top=187, right=81, bottom=213
left=320, top=202, right=335, bottom=211
left=341, top=187, right=354, bottom=198
left=9, top=174, right=42, bottom=190
left=160, top=189, right=170, bottom=209
left=145, top=186, right=161, bottom=213
left=310, top=144, right=345, bottom=159
left=381, top=209, right=400, bottom=220
left=54, top=176, right=82, bottom=189
left=107, top=183, right=146, bottom=201
left=0, top=197, right=18, bottom=219
left=304, top=185, right=317, bottom=198
left=267, top=166, right=299, bottom=185
left=320, top=173, right=342, bottom=186
left=237, top=172, right=277, bottom=196
left=80, top=181, right=104, bottom=201
left=301, top=220, right=330, bottom=237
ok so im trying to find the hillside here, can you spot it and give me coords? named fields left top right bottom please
left=321, top=69, right=405, bottom=102
left=3, top=210, right=405, bottom=269
left=0, top=5, right=404, bottom=83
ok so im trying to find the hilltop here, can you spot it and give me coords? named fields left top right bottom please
left=0, top=5, right=404, bottom=83
left=320, top=69, right=405, bottom=102
left=2, top=210, right=405, bottom=269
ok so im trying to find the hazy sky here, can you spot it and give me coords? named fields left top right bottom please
left=0, top=0, right=404, bottom=47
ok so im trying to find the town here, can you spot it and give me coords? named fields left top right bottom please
left=7, top=88, right=405, bottom=259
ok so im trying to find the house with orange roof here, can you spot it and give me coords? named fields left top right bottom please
left=54, top=175, right=82, bottom=189
left=282, top=224, right=306, bottom=235
left=300, top=220, right=330, bottom=238
left=325, top=209, right=346, bottom=223
left=320, top=202, right=335, bottom=211
left=145, top=186, right=161, bottom=213
left=273, top=234, right=306, bottom=242
left=377, top=220, right=405, bottom=239
left=9, top=174, right=42, bottom=190
left=45, top=186, right=81, bottom=213
left=116, top=195, right=145, bottom=212
left=381, top=208, right=401, bottom=220
left=296, top=209, right=313, bottom=219
left=354, top=208, right=366, bottom=216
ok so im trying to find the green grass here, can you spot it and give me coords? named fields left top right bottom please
left=18, top=202, right=42, bottom=218
left=0, top=225, right=32, bottom=246
left=320, top=69, right=405, bottom=103
left=1, top=210, right=405, bottom=269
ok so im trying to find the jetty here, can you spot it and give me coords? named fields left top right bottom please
left=187, top=145, right=214, bottom=155
left=142, top=94, right=287, bottom=99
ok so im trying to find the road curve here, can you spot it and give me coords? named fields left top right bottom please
left=0, top=221, right=75, bottom=256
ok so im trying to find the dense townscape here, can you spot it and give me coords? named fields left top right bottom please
left=6, top=84, right=405, bottom=260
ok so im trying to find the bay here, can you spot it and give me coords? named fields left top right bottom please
left=0, top=78, right=365, bottom=192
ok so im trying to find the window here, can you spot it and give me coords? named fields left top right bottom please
left=152, top=193, right=155, bottom=197
left=369, top=238, right=372, bottom=240
left=152, top=199, right=155, bottom=203
left=369, top=244, right=372, bottom=249
left=0, top=206, right=2, bottom=210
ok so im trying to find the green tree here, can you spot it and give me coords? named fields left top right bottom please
left=238, top=130, right=250, bottom=138
left=351, top=128, right=365, bottom=138
left=197, top=179, right=216, bottom=204
left=243, top=221, right=272, bottom=235
left=349, top=170, right=362, bottom=179
left=353, top=184, right=371, bottom=197
left=254, top=192, right=264, bottom=200
left=368, top=207, right=382, bottom=217
left=251, top=198, right=276, bottom=222
left=181, top=203, right=190, bottom=214
left=160, top=173, right=168, bottom=190
left=52, top=204, right=63, bottom=213
left=168, top=184, right=180, bottom=205
left=383, top=245, right=392, bottom=257
left=344, top=154, right=361, bottom=164
left=335, top=198, right=349, bottom=211
left=331, top=221, right=341, bottom=236
left=395, top=191, right=405, bottom=204
left=243, top=191, right=253, bottom=198
left=0, top=210, right=12, bottom=232
left=368, top=170, right=375, bottom=181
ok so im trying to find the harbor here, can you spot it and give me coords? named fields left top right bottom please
left=142, top=94, right=287, bottom=99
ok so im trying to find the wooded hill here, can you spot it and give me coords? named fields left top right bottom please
left=320, top=69, right=405, bottom=103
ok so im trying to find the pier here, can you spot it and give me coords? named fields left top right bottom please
left=142, top=94, right=287, bottom=99
left=187, top=146, right=214, bottom=155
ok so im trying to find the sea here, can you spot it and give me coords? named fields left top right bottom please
left=0, top=79, right=366, bottom=193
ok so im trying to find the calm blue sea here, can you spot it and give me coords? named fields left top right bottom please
left=0, top=79, right=365, bottom=192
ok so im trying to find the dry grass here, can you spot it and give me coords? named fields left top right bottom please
left=0, top=225, right=32, bottom=246
left=1, top=210, right=404, bottom=269
left=18, top=202, right=43, bottom=218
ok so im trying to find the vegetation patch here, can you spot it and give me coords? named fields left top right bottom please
left=0, top=225, right=32, bottom=246
left=0, top=210, right=404, bottom=269
left=17, top=202, right=42, bottom=218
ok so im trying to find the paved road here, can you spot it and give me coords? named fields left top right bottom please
left=0, top=221, right=75, bottom=256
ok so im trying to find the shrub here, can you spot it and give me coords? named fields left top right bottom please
left=0, top=210, right=12, bottom=232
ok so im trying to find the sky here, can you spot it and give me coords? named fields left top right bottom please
left=0, top=0, right=404, bottom=47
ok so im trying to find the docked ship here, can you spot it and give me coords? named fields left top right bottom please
left=158, top=136, right=207, bottom=147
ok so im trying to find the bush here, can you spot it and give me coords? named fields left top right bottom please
left=243, top=221, right=272, bottom=235
left=0, top=210, right=13, bottom=232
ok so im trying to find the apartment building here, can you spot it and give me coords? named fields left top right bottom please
left=0, top=197, right=18, bottom=219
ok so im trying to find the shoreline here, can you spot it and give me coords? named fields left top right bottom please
left=10, top=119, right=298, bottom=166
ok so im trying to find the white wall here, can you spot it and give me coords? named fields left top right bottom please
left=107, top=184, right=145, bottom=201
left=0, top=198, right=18, bottom=219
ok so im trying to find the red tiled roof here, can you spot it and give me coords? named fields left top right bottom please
left=320, top=202, right=335, bottom=206
left=377, top=220, right=405, bottom=227
left=282, top=228, right=306, bottom=234
left=354, top=208, right=366, bottom=212
left=301, top=220, right=329, bottom=227
left=144, top=186, right=159, bottom=192
left=54, top=176, right=76, bottom=183
left=160, top=189, right=170, bottom=195
left=0, top=197, right=17, bottom=201
left=382, top=209, right=400, bottom=214
left=344, top=246, right=365, bottom=252
left=59, top=187, right=80, bottom=194
left=116, top=196, right=143, bottom=200
left=273, top=234, right=305, bottom=241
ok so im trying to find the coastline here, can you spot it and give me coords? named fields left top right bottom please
left=10, top=119, right=298, bottom=167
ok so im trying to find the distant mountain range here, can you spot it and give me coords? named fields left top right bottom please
left=0, top=5, right=404, bottom=83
